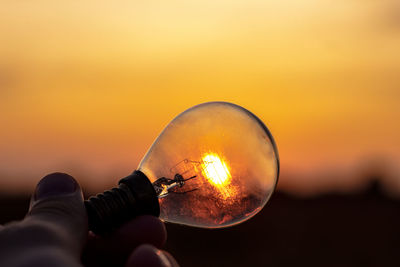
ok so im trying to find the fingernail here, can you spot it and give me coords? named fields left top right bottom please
left=158, top=251, right=179, bottom=267
left=34, top=173, right=78, bottom=201
left=128, top=245, right=177, bottom=267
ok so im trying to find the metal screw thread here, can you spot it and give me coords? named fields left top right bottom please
left=85, top=171, right=160, bottom=235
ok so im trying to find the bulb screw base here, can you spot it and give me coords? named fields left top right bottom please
left=85, top=170, right=160, bottom=235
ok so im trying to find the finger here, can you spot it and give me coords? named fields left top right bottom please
left=26, top=173, right=87, bottom=255
left=159, top=251, right=180, bottom=267
left=83, top=216, right=166, bottom=266
left=3, top=247, right=82, bottom=267
left=110, top=215, right=167, bottom=250
left=126, top=244, right=179, bottom=267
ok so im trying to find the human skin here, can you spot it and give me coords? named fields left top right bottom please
left=0, top=173, right=178, bottom=267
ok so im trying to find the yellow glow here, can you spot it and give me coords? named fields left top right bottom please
left=0, top=0, right=400, bottom=195
left=201, top=153, right=232, bottom=187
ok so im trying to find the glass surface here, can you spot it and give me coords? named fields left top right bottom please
left=138, top=102, right=279, bottom=228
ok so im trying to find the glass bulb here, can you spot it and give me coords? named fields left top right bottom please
left=85, top=101, right=279, bottom=234
left=139, top=102, right=279, bottom=228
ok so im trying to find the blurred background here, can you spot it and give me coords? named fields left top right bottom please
left=0, top=0, right=399, bottom=266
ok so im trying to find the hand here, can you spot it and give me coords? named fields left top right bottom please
left=0, top=173, right=178, bottom=267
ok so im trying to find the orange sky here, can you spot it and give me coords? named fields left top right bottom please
left=0, top=0, right=399, bottom=195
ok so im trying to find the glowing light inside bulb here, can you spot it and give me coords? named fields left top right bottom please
left=201, top=153, right=232, bottom=187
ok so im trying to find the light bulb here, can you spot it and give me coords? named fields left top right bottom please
left=85, top=102, right=279, bottom=234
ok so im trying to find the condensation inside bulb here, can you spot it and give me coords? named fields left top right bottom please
left=138, top=102, right=279, bottom=228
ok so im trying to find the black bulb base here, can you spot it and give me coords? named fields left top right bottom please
left=85, top=170, right=160, bottom=235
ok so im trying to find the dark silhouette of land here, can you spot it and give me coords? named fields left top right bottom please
left=1, top=179, right=399, bottom=267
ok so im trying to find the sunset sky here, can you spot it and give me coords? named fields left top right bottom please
left=0, top=0, right=399, bottom=195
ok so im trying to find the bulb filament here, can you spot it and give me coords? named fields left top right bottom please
left=153, top=174, right=197, bottom=198
left=152, top=153, right=233, bottom=199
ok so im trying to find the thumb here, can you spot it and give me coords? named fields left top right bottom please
left=26, top=173, right=88, bottom=255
